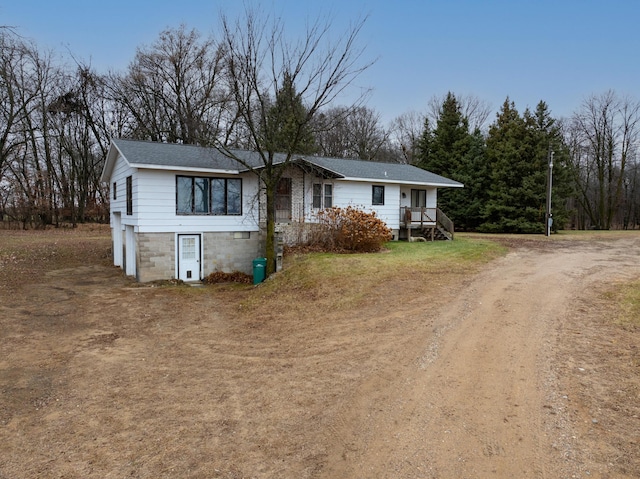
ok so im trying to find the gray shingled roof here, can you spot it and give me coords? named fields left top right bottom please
left=108, top=139, right=463, bottom=188
left=112, top=138, right=258, bottom=171
left=298, top=156, right=462, bottom=187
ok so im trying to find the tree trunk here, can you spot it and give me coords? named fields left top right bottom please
left=264, top=179, right=276, bottom=276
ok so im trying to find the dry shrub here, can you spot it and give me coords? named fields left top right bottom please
left=203, top=271, right=253, bottom=284
left=312, top=206, right=392, bottom=253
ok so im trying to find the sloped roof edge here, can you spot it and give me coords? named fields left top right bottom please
left=101, top=139, right=463, bottom=188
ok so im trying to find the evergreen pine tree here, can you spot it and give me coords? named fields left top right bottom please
left=530, top=101, right=574, bottom=230
left=262, top=72, right=317, bottom=154
left=415, top=116, right=433, bottom=168
left=416, top=92, right=487, bottom=230
left=481, top=98, right=536, bottom=232
left=451, top=128, right=489, bottom=230
left=480, top=99, right=571, bottom=233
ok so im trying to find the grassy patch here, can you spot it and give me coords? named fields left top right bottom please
left=601, top=279, right=640, bottom=329
left=614, top=280, right=640, bottom=328
left=240, top=238, right=506, bottom=315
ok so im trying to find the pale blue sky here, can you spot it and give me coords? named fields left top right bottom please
left=2, top=1, right=638, bottom=125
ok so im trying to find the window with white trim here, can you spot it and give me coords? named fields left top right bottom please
left=372, top=185, right=385, bottom=205
left=312, top=183, right=333, bottom=209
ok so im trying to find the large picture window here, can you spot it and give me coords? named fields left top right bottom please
left=176, top=176, right=242, bottom=215
left=372, top=185, right=385, bottom=205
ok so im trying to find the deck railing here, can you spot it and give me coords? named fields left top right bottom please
left=401, top=207, right=437, bottom=226
left=436, top=208, right=454, bottom=240
left=400, top=206, right=455, bottom=239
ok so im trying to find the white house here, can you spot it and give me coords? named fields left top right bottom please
left=100, top=139, right=463, bottom=282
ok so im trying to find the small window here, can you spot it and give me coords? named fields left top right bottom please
left=126, top=176, right=132, bottom=215
left=324, top=184, right=333, bottom=208
left=112, top=182, right=117, bottom=200
left=372, top=185, right=385, bottom=205
left=312, top=183, right=333, bottom=209
left=312, top=184, right=322, bottom=209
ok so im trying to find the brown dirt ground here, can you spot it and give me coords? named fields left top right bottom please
left=0, top=227, right=639, bottom=478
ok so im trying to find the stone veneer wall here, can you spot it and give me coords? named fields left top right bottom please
left=136, top=232, right=175, bottom=282
left=202, top=231, right=263, bottom=276
left=136, top=231, right=263, bottom=282
left=258, top=166, right=306, bottom=223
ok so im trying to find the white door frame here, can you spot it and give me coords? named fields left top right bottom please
left=177, top=234, right=202, bottom=282
left=125, top=225, right=136, bottom=277
left=112, top=212, right=123, bottom=267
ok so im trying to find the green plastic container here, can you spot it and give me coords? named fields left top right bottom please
left=252, top=257, right=267, bottom=284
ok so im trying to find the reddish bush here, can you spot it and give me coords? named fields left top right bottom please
left=313, top=206, right=392, bottom=252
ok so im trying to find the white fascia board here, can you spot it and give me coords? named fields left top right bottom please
left=338, top=177, right=464, bottom=188
left=128, top=163, right=241, bottom=175
left=100, top=142, right=125, bottom=183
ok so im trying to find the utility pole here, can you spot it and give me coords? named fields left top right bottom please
left=545, top=149, right=554, bottom=236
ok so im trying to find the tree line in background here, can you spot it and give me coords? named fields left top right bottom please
left=1, top=22, right=639, bottom=232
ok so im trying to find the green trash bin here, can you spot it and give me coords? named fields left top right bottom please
left=252, top=257, right=267, bottom=285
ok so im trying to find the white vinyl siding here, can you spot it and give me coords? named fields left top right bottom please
left=134, top=169, right=259, bottom=233
left=331, top=181, right=401, bottom=230
left=109, top=152, right=137, bottom=228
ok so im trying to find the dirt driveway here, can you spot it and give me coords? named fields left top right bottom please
left=322, top=236, right=640, bottom=478
left=1, top=231, right=639, bottom=478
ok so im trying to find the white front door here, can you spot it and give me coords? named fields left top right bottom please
left=178, top=234, right=201, bottom=281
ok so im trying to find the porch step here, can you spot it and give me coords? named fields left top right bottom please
left=411, top=225, right=452, bottom=241
left=435, top=225, right=453, bottom=241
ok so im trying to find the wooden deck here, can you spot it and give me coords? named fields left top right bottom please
left=400, top=207, right=454, bottom=240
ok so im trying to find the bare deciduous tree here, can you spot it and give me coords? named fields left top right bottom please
left=1, top=29, right=113, bottom=228
left=567, top=90, right=640, bottom=229
left=1, top=33, right=62, bottom=228
left=217, top=8, right=373, bottom=275
left=315, top=105, right=389, bottom=161
left=313, top=106, right=351, bottom=158
left=427, top=92, right=492, bottom=133
left=108, top=25, right=230, bottom=145
left=0, top=31, right=38, bottom=196
left=389, top=110, right=426, bottom=164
